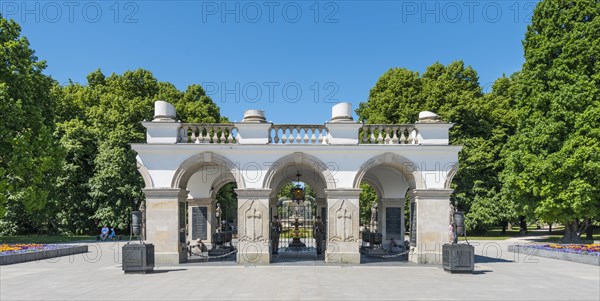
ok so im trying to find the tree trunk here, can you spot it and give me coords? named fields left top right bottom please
left=501, top=220, right=508, bottom=234
left=519, top=216, right=527, bottom=234
left=562, top=221, right=582, bottom=243
left=585, top=222, right=593, bottom=240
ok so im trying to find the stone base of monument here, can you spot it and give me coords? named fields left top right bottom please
left=122, top=243, right=154, bottom=274
left=288, top=238, right=307, bottom=249
left=326, top=242, right=361, bottom=264
left=442, top=244, right=474, bottom=273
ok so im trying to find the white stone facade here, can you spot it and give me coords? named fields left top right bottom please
left=132, top=102, right=461, bottom=265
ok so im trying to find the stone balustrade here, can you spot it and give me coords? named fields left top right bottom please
left=360, top=124, right=419, bottom=145
left=179, top=123, right=237, bottom=144
left=269, top=125, right=329, bottom=144
left=144, top=101, right=452, bottom=145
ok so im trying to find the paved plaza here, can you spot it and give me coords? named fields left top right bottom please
left=1, top=239, right=598, bottom=300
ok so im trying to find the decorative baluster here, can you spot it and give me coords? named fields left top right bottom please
left=399, top=127, right=406, bottom=144
left=295, top=127, right=302, bottom=144
left=377, top=126, right=384, bottom=144
left=412, top=128, right=419, bottom=144
left=391, top=127, right=399, bottom=144
left=303, top=129, right=309, bottom=144
left=310, top=129, right=317, bottom=144
left=274, top=128, right=280, bottom=143
left=219, top=127, right=226, bottom=144
left=370, top=127, right=376, bottom=144
left=227, top=128, right=234, bottom=144
left=384, top=127, right=391, bottom=144
left=317, top=129, right=324, bottom=144
left=197, top=126, right=203, bottom=143
left=211, top=127, right=219, bottom=143
left=190, top=126, right=198, bottom=143
left=407, top=127, right=415, bottom=144
left=281, top=127, right=288, bottom=144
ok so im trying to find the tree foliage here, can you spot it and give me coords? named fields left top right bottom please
left=500, top=0, right=600, bottom=241
left=357, top=61, right=517, bottom=231
left=50, top=69, right=223, bottom=233
left=0, top=16, right=63, bottom=234
left=0, top=25, right=224, bottom=235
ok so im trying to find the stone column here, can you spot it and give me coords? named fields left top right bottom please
left=269, top=197, right=278, bottom=220
left=315, top=197, right=327, bottom=222
left=187, top=198, right=214, bottom=246
left=409, top=189, right=453, bottom=264
left=380, top=198, right=405, bottom=247
left=143, top=188, right=188, bottom=265
left=324, top=189, right=362, bottom=264
left=235, top=189, right=271, bottom=264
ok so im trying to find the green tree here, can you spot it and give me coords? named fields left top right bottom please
left=501, top=0, right=600, bottom=242
left=216, top=183, right=237, bottom=223
left=0, top=15, right=63, bottom=234
left=359, top=183, right=377, bottom=226
left=357, top=61, right=517, bottom=232
left=49, top=68, right=224, bottom=234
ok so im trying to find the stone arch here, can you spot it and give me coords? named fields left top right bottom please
left=361, top=174, right=384, bottom=199
left=263, top=152, right=337, bottom=195
left=444, top=163, right=459, bottom=190
left=210, top=175, right=238, bottom=201
left=136, top=159, right=154, bottom=189
left=171, top=152, right=245, bottom=190
left=353, top=152, right=424, bottom=190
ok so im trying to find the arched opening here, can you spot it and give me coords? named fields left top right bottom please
left=354, top=153, right=419, bottom=262
left=263, top=153, right=330, bottom=263
left=172, top=153, right=244, bottom=263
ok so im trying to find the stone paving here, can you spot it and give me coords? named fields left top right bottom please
left=1, top=239, right=598, bottom=300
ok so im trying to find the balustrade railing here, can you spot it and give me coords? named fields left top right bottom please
left=177, top=123, right=419, bottom=145
left=359, top=124, right=419, bottom=144
left=179, top=124, right=237, bottom=144
left=269, top=125, right=329, bottom=144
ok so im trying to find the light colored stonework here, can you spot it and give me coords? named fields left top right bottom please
left=134, top=101, right=461, bottom=265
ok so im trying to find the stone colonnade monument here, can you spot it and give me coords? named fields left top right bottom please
left=132, top=101, right=461, bottom=265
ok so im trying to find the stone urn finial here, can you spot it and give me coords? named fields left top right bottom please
left=242, top=109, right=267, bottom=123
left=417, top=111, right=441, bottom=123
left=153, top=100, right=177, bottom=122
left=330, top=102, right=354, bottom=123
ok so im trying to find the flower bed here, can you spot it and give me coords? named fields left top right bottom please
left=540, top=243, right=600, bottom=256
left=1, top=243, right=52, bottom=255
left=0, top=243, right=88, bottom=265
left=508, top=243, right=599, bottom=266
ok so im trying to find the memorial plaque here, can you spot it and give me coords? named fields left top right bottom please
left=410, top=202, right=417, bottom=246
left=386, top=207, right=402, bottom=235
left=192, top=207, right=208, bottom=240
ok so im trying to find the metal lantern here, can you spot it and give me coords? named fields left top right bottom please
left=290, top=171, right=305, bottom=203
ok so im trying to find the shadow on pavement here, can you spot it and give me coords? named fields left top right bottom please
left=149, top=268, right=187, bottom=274
left=475, top=254, right=513, bottom=263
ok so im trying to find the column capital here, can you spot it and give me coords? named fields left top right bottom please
left=412, top=189, right=453, bottom=199
left=143, top=188, right=188, bottom=199
left=234, top=188, right=272, bottom=198
left=325, top=188, right=362, bottom=198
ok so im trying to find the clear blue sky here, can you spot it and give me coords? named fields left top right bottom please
left=3, top=1, right=537, bottom=124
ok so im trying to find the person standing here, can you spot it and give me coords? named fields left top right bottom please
left=314, top=216, right=325, bottom=255
left=271, top=216, right=282, bottom=255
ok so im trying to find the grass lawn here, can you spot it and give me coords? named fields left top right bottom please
left=460, top=226, right=600, bottom=242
